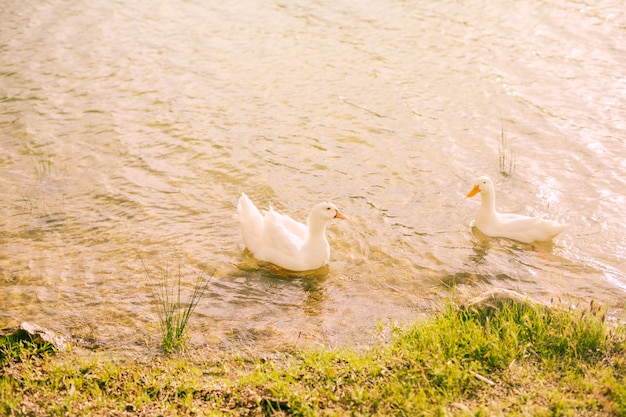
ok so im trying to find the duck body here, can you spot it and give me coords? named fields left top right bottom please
left=467, top=176, right=566, bottom=244
left=237, top=193, right=347, bottom=271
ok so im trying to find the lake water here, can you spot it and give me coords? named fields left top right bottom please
left=1, top=0, right=625, bottom=355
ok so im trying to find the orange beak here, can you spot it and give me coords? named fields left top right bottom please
left=467, top=184, right=480, bottom=198
left=334, top=210, right=349, bottom=220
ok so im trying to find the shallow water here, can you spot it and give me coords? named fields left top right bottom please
left=1, top=0, right=625, bottom=354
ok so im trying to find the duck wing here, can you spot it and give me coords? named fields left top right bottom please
left=261, top=208, right=306, bottom=255
left=493, top=213, right=566, bottom=243
left=245, top=208, right=309, bottom=271
left=267, top=206, right=308, bottom=240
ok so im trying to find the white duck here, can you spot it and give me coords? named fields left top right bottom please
left=467, top=176, right=566, bottom=243
left=237, top=193, right=348, bottom=271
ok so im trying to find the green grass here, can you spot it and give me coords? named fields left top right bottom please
left=1, top=298, right=625, bottom=416
left=141, top=258, right=212, bottom=354
left=0, top=335, right=54, bottom=368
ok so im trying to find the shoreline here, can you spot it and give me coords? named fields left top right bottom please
left=2, top=295, right=625, bottom=416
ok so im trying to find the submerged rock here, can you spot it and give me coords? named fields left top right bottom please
left=1, top=322, right=68, bottom=352
left=465, top=288, right=538, bottom=310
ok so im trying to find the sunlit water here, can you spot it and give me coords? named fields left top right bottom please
left=1, top=0, right=625, bottom=355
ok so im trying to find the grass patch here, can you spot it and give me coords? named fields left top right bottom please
left=141, top=258, right=212, bottom=354
left=1, top=299, right=625, bottom=416
left=0, top=335, right=54, bottom=368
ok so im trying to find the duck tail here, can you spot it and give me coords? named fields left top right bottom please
left=237, top=193, right=264, bottom=248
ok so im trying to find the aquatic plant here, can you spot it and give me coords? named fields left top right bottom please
left=32, top=155, right=52, bottom=179
left=498, top=125, right=515, bottom=176
left=141, top=258, right=212, bottom=354
left=20, top=194, right=33, bottom=213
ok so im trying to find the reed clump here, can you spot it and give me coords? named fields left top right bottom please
left=498, top=125, right=516, bottom=176
left=141, top=258, right=212, bottom=354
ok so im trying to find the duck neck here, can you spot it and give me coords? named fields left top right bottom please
left=306, top=217, right=326, bottom=239
left=480, top=191, right=497, bottom=215
left=306, top=216, right=329, bottom=243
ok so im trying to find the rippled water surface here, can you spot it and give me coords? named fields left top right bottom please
left=1, top=0, right=625, bottom=354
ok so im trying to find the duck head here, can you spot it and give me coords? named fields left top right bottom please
left=467, top=176, right=495, bottom=198
left=308, top=202, right=348, bottom=227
